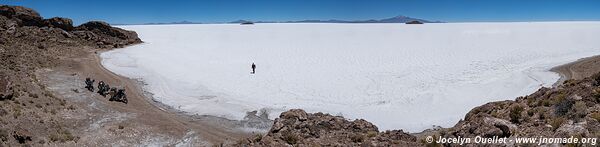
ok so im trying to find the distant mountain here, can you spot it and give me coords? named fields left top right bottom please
left=229, top=20, right=252, bottom=24
left=376, top=15, right=440, bottom=23
left=229, top=20, right=277, bottom=24
left=112, top=21, right=203, bottom=25
left=118, top=15, right=441, bottom=25
left=231, top=15, right=441, bottom=24
left=295, top=15, right=441, bottom=23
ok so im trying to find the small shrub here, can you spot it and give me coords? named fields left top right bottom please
left=491, top=111, right=500, bottom=118
left=550, top=117, right=566, bottom=131
left=527, top=109, right=535, bottom=117
left=350, top=133, right=365, bottom=143
left=554, top=97, right=574, bottom=116
left=281, top=131, right=298, bottom=145
left=49, top=129, right=75, bottom=142
left=44, top=92, right=53, bottom=97
left=28, top=93, right=38, bottom=98
left=539, top=110, right=546, bottom=120
left=594, top=89, right=600, bottom=102
left=572, top=102, right=587, bottom=121
left=366, top=131, right=378, bottom=138
left=13, top=106, right=22, bottom=119
left=252, top=133, right=263, bottom=142
left=552, top=92, right=567, bottom=104
left=590, top=113, right=600, bottom=122
left=540, top=99, right=551, bottom=107
left=526, top=97, right=536, bottom=106
left=509, top=105, right=524, bottom=123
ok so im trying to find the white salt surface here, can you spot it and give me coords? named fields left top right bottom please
left=101, top=22, right=600, bottom=132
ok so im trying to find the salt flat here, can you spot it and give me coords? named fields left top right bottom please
left=101, top=22, right=600, bottom=132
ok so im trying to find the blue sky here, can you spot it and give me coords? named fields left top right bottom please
left=3, top=0, right=600, bottom=24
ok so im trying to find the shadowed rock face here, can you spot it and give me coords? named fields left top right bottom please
left=44, top=17, right=74, bottom=31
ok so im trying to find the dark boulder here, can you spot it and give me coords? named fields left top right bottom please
left=44, top=17, right=74, bottom=31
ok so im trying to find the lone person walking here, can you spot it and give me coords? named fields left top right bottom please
left=251, top=63, right=256, bottom=74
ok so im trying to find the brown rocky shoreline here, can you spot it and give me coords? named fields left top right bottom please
left=1, top=5, right=599, bottom=147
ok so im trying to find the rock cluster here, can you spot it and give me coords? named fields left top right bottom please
left=242, top=109, right=419, bottom=146
left=0, top=5, right=141, bottom=49
left=0, top=5, right=43, bottom=26
left=44, top=17, right=74, bottom=31
left=74, top=21, right=141, bottom=48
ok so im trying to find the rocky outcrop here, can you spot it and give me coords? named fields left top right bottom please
left=242, top=109, right=419, bottom=146
left=74, top=21, right=141, bottom=48
left=44, top=17, right=74, bottom=31
left=0, top=5, right=141, bottom=49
